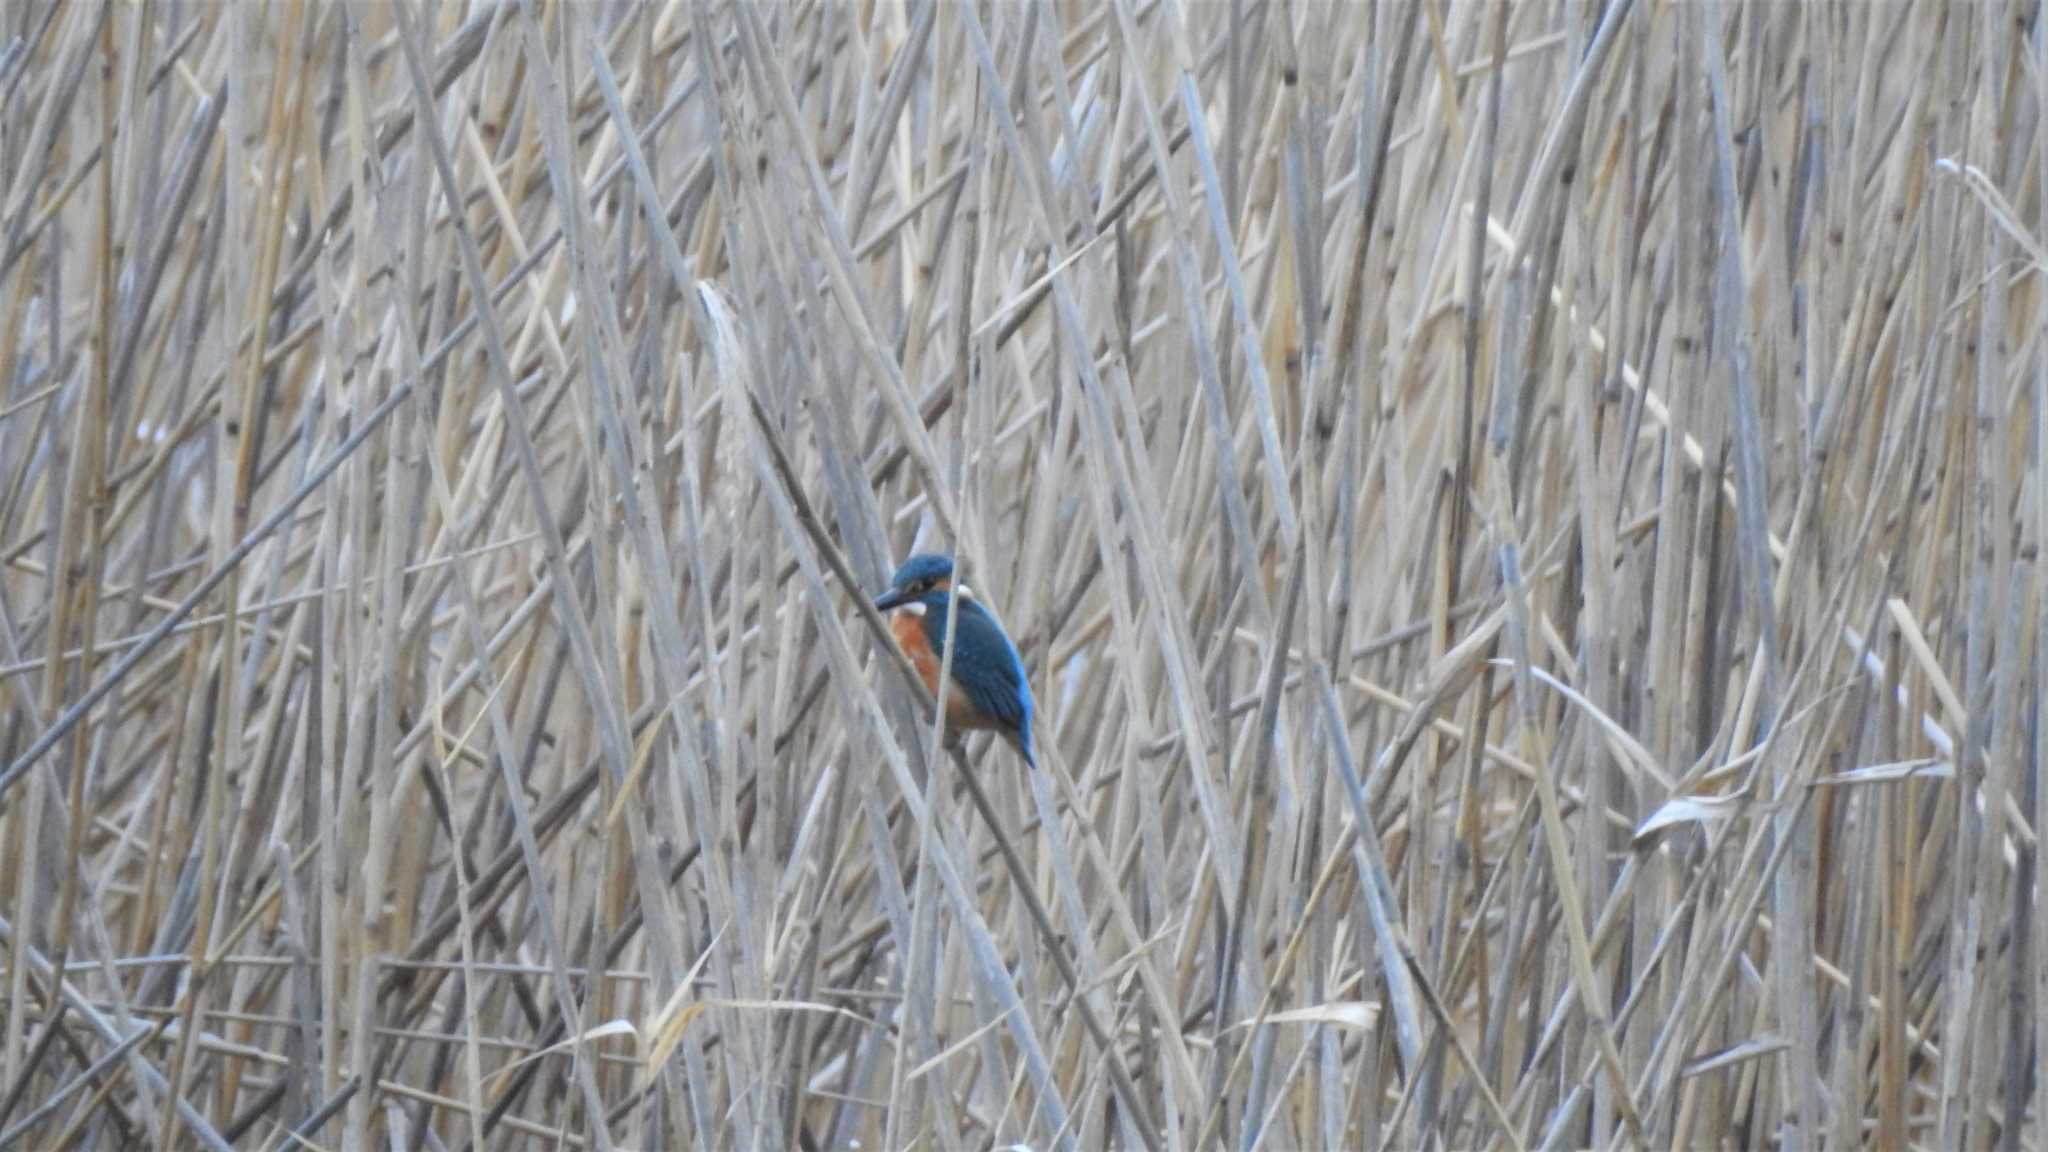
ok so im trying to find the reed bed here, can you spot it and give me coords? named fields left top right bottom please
left=0, top=0, right=2038, bottom=1147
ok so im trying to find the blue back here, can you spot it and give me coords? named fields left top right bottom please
left=911, top=585, right=1035, bottom=766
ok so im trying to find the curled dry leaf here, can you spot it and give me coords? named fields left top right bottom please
left=1632, top=792, right=1748, bottom=845
left=1813, top=758, right=1953, bottom=787
left=1229, top=1001, right=1381, bottom=1033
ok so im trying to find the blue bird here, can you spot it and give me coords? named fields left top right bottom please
left=873, top=554, right=1036, bottom=769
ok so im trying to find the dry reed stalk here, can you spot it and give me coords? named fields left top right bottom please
left=4, top=1, right=2048, bottom=1148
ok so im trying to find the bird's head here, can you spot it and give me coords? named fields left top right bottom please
left=874, top=553, right=956, bottom=613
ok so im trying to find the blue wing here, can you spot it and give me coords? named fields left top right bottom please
left=921, top=595, right=1033, bottom=733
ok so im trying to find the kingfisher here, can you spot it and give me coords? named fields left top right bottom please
left=873, top=554, right=1036, bottom=769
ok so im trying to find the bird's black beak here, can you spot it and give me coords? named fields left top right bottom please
left=874, top=587, right=909, bottom=612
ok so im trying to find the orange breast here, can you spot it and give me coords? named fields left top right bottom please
left=891, top=613, right=944, bottom=698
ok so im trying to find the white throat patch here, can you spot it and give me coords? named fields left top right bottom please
left=902, top=601, right=928, bottom=617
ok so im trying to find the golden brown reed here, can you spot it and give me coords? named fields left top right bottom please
left=0, top=1, right=2034, bottom=1149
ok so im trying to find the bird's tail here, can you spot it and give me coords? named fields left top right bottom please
left=1012, top=713, right=1037, bottom=771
